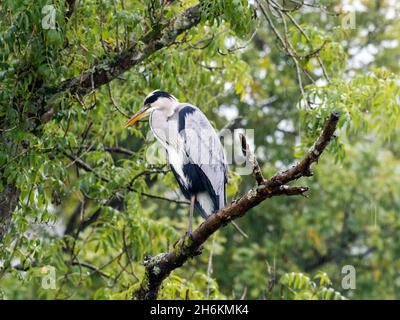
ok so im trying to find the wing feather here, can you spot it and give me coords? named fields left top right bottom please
left=177, top=104, right=227, bottom=211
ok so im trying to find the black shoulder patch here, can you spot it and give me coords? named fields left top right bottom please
left=178, top=105, right=196, bottom=132
left=144, top=91, right=173, bottom=105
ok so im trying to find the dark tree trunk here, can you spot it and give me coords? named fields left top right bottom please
left=0, top=182, right=20, bottom=241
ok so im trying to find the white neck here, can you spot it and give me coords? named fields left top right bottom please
left=152, top=97, right=180, bottom=116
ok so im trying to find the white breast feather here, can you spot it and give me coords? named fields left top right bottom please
left=167, top=145, right=188, bottom=187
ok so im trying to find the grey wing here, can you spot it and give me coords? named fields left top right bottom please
left=177, top=104, right=228, bottom=210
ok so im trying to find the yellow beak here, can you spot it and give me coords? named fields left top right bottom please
left=125, top=105, right=150, bottom=128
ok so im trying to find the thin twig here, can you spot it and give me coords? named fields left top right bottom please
left=239, top=133, right=265, bottom=185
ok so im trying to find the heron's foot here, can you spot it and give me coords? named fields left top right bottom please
left=173, top=231, right=193, bottom=253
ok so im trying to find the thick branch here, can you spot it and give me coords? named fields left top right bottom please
left=47, top=4, right=201, bottom=97
left=133, top=110, right=340, bottom=300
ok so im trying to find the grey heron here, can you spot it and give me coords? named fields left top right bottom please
left=125, top=90, right=228, bottom=237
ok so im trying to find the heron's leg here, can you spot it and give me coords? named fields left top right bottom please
left=188, top=194, right=196, bottom=235
left=173, top=195, right=196, bottom=250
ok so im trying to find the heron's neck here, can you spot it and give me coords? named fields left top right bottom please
left=154, top=98, right=180, bottom=118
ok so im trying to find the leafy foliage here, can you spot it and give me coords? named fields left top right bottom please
left=1, top=0, right=400, bottom=300
left=280, top=272, right=346, bottom=300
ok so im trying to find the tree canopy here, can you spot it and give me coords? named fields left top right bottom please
left=1, top=0, right=400, bottom=300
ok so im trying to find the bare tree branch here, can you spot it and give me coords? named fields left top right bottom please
left=265, top=110, right=339, bottom=187
left=133, top=110, right=340, bottom=300
left=239, top=133, right=265, bottom=185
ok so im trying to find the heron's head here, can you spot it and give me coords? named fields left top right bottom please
left=125, top=90, right=179, bottom=127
